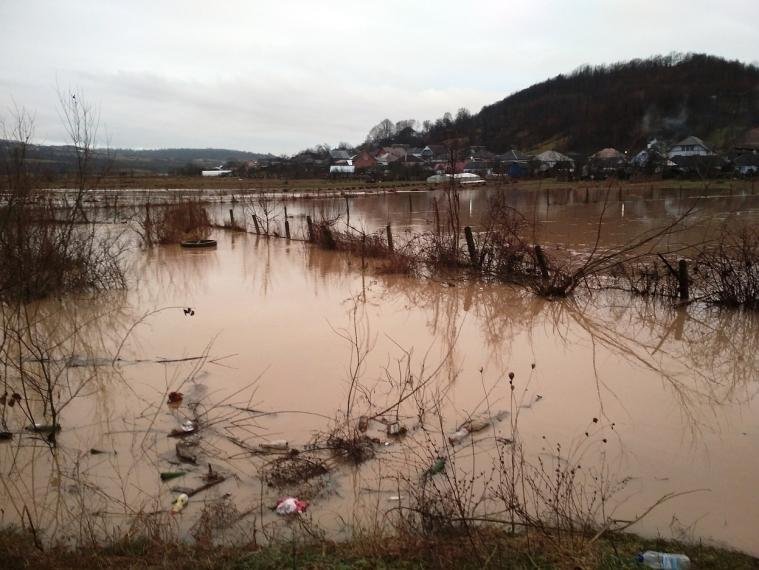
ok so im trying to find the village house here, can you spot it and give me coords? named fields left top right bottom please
left=421, top=144, right=448, bottom=161
left=493, top=149, right=531, bottom=177
left=668, top=136, right=713, bottom=158
left=352, top=150, right=378, bottom=170
left=585, top=147, right=628, bottom=177
left=734, top=152, right=759, bottom=175
left=329, top=149, right=351, bottom=163
left=732, top=127, right=759, bottom=157
left=533, top=150, right=575, bottom=172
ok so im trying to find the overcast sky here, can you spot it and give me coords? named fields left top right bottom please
left=1, top=1, right=757, bottom=155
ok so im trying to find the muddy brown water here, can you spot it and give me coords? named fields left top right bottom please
left=208, top=183, right=759, bottom=251
left=1, top=187, right=758, bottom=555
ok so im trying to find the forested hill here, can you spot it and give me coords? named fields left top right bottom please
left=428, top=54, right=759, bottom=153
left=0, top=143, right=273, bottom=175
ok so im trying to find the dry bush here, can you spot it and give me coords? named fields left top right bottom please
left=694, top=226, right=759, bottom=309
left=0, top=105, right=125, bottom=301
left=0, top=206, right=125, bottom=299
left=609, top=260, right=680, bottom=298
left=136, top=200, right=211, bottom=246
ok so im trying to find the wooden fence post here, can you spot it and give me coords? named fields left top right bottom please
left=534, top=245, right=550, bottom=280
left=284, top=205, right=291, bottom=240
left=306, top=215, right=314, bottom=242
left=386, top=224, right=394, bottom=253
left=433, top=197, right=440, bottom=236
left=345, top=196, right=350, bottom=223
left=464, top=226, right=478, bottom=267
left=251, top=214, right=261, bottom=235
left=678, top=259, right=689, bottom=300
left=229, top=208, right=235, bottom=228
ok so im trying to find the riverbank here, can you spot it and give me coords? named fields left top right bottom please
left=2, top=526, right=756, bottom=569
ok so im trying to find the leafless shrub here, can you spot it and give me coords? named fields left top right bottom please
left=0, top=102, right=125, bottom=300
left=245, top=194, right=281, bottom=236
left=693, top=226, right=759, bottom=309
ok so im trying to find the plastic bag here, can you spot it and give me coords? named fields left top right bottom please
left=275, top=496, right=309, bottom=515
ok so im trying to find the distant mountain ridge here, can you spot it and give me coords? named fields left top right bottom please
left=423, top=53, right=759, bottom=154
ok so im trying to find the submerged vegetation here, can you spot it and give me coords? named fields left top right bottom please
left=294, top=188, right=759, bottom=310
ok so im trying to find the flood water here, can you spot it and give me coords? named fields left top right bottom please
left=1, top=186, right=758, bottom=555
left=212, top=182, right=759, bottom=250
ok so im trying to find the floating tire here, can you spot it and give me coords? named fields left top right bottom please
left=180, top=239, right=217, bottom=249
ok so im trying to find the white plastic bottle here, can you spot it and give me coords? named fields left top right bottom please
left=636, top=551, right=691, bottom=569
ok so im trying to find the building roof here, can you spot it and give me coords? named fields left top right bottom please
left=673, top=136, right=708, bottom=148
left=591, top=147, right=625, bottom=160
left=423, top=144, right=448, bottom=155
left=534, top=150, right=573, bottom=163
left=329, top=149, right=351, bottom=160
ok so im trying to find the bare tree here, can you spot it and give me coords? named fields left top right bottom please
left=57, top=87, right=110, bottom=223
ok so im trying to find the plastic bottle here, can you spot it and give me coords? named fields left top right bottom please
left=636, top=551, right=691, bottom=569
left=448, top=427, right=469, bottom=444
left=170, top=493, right=189, bottom=515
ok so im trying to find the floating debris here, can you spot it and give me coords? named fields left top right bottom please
left=175, top=439, right=199, bottom=464
left=461, top=417, right=490, bottom=433
left=170, top=493, right=189, bottom=515
left=275, top=496, right=309, bottom=515
left=167, top=391, right=184, bottom=407
left=0, top=432, right=12, bottom=441
left=387, top=422, right=407, bottom=437
left=161, top=471, right=187, bottom=482
left=169, top=420, right=198, bottom=438
left=26, top=423, right=61, bottom=434
left=423, top=457, right=446, bottom=479
left=357, top=415, right=369, bottom=432
left=259, top=440, right=289, bottom=451
left=263, top=455, right=328, bottom=487
left=448, top=427, right=470, bottom=445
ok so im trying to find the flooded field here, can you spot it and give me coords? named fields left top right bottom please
left=1, top=186, right=758, bottom=556
left=205, top=182, right=759, bottom=249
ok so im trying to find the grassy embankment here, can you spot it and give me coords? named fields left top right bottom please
left=1, top=526, right=756, bottom=569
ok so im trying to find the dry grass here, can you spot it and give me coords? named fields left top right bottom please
left=0, top=524, right=755, bottom=569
